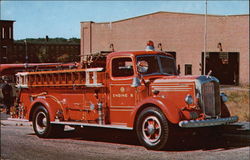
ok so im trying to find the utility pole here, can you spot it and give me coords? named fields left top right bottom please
left=25, top=39, right=28, bottom=63
left=45, top=35, right=49, bottom=62
left=203, top=0, right=207, bottom=75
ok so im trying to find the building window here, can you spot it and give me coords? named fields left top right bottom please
left=2, top=27, right=5, bottom=39
left=9, top=27, right=12, bottom=39
left=185, top=64, right=192, bottom=75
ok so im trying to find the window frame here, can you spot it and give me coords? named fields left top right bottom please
left=184, top=64, right=192, bottom=75
left=9, top=27, right=12, bottom=39
left=2, top=27, right=5, bottom=39
left=110, top=56, right=135, bottom=80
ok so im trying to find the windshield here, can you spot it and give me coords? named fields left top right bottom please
left=136, top=55, right=177, bottom=75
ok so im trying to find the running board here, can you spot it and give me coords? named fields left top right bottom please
left=51, top=121, right=133, bottom=130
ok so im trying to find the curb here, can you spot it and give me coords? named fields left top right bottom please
left=1, top=119, right=74, bottom=130
left=1, top=119, right=32, bottom=127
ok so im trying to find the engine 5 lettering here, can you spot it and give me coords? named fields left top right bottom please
left=112, top=94, right=134, bottom=98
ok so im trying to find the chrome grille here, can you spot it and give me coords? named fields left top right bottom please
left=201, top=81, right=221, bottom=117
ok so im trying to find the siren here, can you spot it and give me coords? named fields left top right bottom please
left=145, top=40, right=155, bottom=51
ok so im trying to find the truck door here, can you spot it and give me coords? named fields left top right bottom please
left=108, top=57, right=137, bottom=126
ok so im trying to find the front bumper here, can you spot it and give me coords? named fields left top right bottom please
left=179, top=116, right=239, bottom=128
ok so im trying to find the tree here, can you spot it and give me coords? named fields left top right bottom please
left=37, top=47, right=51, bottom=62
left=57, top=53, right=70, bottom=62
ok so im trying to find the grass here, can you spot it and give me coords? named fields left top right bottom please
left=223, top=89, right=249, bottom=122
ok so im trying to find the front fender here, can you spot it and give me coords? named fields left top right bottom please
left=28, top=98, right=61, bottom=121
left=128, top=97, right=181, bottom=128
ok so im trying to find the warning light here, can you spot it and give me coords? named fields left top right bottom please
left=145, top=40, right=155, bottom=51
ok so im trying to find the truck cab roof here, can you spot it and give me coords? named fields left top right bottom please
left=107, top=51, right=174, bottom=59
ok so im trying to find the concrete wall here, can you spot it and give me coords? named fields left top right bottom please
left=80, top=12, right=249, bottom=85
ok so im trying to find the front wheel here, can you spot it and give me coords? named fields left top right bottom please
left=33, top=106, right=64, bottom=138
left=221, top=103, right=231, bottom=118
left=136, top=107, right=170, bottom=150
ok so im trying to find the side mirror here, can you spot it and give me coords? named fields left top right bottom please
left=137, top=60, right=149, bottom=73
left=131, top=77, right=141, bottom=87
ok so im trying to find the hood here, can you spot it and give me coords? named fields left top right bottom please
left=150, top=75, right=199, bottom=84
left=149, top=75, right=219, bottom=91
left=148, top=75, right=219, bottom=83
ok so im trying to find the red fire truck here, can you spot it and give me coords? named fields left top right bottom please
left=15, top=51, right=238, bottom=150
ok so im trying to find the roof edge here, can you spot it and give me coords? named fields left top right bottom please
left=0, top=20, right=16, bottom=22
left=80, top=11, right=249, bottom=24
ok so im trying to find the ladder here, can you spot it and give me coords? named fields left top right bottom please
left=16, top=68, right=104, bottom=88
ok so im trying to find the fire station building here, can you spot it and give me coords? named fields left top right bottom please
left=80, top=12, right=249, bottom=85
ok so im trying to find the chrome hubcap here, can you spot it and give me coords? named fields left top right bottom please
left=36, top=112, right=47, bottom=133
left=142, top=116, right=162, bottom=144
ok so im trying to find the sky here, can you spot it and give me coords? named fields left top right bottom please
left=1, top=0, right=249, bottom=40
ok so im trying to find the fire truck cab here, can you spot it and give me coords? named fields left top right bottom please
left=15, top=51, right=238, bottom=150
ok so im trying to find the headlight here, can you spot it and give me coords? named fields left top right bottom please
left=185, top=94, right=193, bottom=104
left=220, top=93, right=228, bottom=102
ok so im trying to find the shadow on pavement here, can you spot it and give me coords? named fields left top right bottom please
left=61, top=127, right=140, bottom=146
left=50, top=124, right=250, bottom=151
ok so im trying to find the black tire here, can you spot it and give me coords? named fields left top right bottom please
left=221, top=103, right=231, bottom=118
left=136, top=107, right=170, bottom=150
left=32, top=105, right=64, bottom=138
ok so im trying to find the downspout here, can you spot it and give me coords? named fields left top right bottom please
left=80, top=22, right=85, bottom=63
left=90, top=22, right=92, bottom=54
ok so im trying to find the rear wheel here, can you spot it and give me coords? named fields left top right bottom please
left=136, top=107, right=170, bottom=150
left=33, top=105, right=64, bottom=138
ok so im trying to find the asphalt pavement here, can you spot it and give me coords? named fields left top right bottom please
left=1, top=112, right=250, bottom=160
